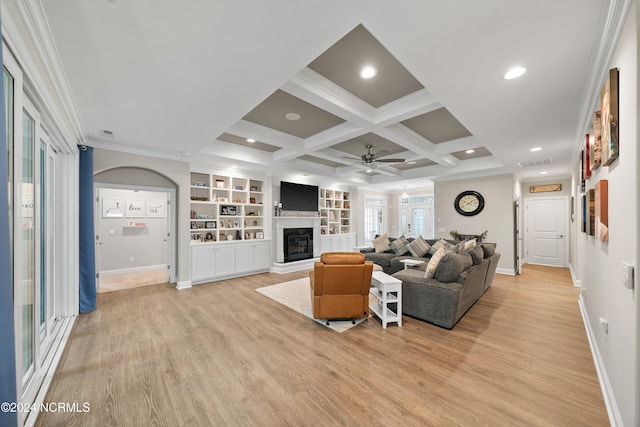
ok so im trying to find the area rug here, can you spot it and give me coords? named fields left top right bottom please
left=256, top=278, right=368, bottom=333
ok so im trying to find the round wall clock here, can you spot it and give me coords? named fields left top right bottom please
left=454, top=191, right=485, bottom=216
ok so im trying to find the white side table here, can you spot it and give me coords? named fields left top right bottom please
left=369, top=271, right=402, bottom=328
left=399, top=259, right=425, bottom=269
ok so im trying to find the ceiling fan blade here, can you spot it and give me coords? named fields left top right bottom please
left=375, top=158, right=405, bottom=163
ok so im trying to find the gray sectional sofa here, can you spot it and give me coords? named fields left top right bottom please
left=360, top=236, right=500, bottom=329
left=360, top=237, right=455, bottom=275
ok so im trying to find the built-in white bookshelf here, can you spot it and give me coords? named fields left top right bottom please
left=190, top=172, right=265, bottom=244
left=320, top=188, right=351, bottom=235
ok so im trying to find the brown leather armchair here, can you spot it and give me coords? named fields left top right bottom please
left=309, top=252, right=374, bottom=323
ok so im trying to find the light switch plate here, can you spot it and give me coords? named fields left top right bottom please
left=621, top=261, right=634, bottom=289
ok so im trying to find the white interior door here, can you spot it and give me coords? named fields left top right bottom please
left=524, top=197, right=568, bottom=267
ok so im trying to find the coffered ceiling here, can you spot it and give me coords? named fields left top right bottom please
left=41, top=0, right=610, bottom=190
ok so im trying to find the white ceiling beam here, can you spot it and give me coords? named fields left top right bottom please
left=227, top=120, right=303, bottom=151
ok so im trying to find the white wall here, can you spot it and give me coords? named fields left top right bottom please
left=574, top=3, right=638, bottom=425
left=434, top=174, right=515, bottom=273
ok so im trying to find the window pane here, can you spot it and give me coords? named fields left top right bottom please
left=20, top=109, right=35, bottom=381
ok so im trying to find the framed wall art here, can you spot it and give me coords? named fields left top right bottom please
left=601, top=67, right=619, bottom=166
left=125, top=199, right=145, bottom=218
left=595, top=180, right=608, bottom=242
left=591, top=111, right=602, bottom=169
left=102, top=198, right=124, bottom=218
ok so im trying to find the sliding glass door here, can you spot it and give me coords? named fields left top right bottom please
left=4, top=43, right=62, bottom=419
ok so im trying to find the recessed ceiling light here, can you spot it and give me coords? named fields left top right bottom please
left=407, top=161, right=417, bottom=165
left=530, top=147, right=542, bottom=152
left=246, top=138, right=255, bottom=143
left=540, top=171, right=548, bottom=175
left=366, top=168, right=373, bottom=173
left=504, top=66, right=527, bottom=80
left=465, top=149, right=475, bottom=154
left=360, top=65, right=377, bottom=79
left=285, top=112, right=301, bottom=121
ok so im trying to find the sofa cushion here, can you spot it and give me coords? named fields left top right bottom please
left=373, top=234, right=392, bottom=253
left=424, top=247, right=447, bottom=279
left=479, top=242, right=497, bottom=258
left=390, top=235, right=410, bottom=255
left=435, top=252, right=473, bottom=283
left=364, top=251, right=395, bottom=267
left=407, top=236, right=430, bottom=257
left=468, top=246, right=484, bottom=265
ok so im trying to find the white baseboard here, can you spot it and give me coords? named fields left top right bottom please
left=496, top=267, right=515, bottom=275
left=176, top=280, right=192, bottom=290
left=271, top=258, right=319, bottom=274
left=569, top=263, right=582, bottom=287
left=99, top=264, right=166, bottom=277
left=578, top=296, right=622, bottom=426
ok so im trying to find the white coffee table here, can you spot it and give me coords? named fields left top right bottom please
left=369, top=271, right=402, bottom=328
left=399, top=259, right=425, bottom=269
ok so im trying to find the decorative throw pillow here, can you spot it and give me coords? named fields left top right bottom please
left=429, top=238, right=453, bottom=255
left=424, top=247, right=446, bottom=279
left=450, top=241, right=467, bottom=254
left=435, top=252, right=473, bottom=283
left=463, top=238, right=477, bottom=250
left=390, top=235, right=410, bottom=255
left=407, top=236, right=430, bottom=257
left=479, top=242, right=496, bottom=258
left=468, top=246, right=484, bottom=265
left=372, top=234, right=391, bottom=253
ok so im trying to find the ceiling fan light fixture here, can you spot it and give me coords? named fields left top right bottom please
left=285, top=112, right=301, bottom=121
left=246, top=138, right=255, bottom=143
left=465, top=149, right=475, bottom=154
left=360, top=65, right=377, bottom=79
left=504, top=66, right=527, bottom=80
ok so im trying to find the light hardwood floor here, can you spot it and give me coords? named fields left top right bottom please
left=36, top=264, right=609, bottom=426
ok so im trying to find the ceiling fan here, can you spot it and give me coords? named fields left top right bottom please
left=343, top=144, right=405, bottom=165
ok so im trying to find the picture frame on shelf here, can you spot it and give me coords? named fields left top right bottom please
left=216, top=179, right=225, bottom=188
left=190, top=222, right=197, bottom=229
left=220, top=205, right=237, bottom=215
left=233, top=220, right=240, bottom=228
left=205, top=221, right=216, bottom=229
left=256, top=231, right=264, bottom=239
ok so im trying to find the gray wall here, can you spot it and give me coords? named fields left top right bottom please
left=96, top=188, right=168, bottom=273
left=434, top=174, right=515, bottom=273
left=93, top=148, right=191, bottom=286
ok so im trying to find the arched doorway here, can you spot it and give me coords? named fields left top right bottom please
left=94, top=167, right=177, bottom=292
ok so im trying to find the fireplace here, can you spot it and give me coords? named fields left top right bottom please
left=284, top=228, right=313, bottom=263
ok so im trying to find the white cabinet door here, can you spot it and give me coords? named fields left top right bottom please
left=252, top=241, right=271, bottom=270
left=192, top=246, right=215, bottom=282
left=235, top=243, right=254, bottom=273
left=214, top=245, right=236, bottom=277
left=235, top=241, right=271, bottom=273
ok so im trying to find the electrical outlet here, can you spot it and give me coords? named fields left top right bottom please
left=129, top=256, right=135, bottom=263
left=581, top=287, right=587, bottom=299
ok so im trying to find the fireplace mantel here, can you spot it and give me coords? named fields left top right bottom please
left=274, top=217, right=321, bottom=264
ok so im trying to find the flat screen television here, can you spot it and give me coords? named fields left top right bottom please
left=280, top=181, right=319, bottom=212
